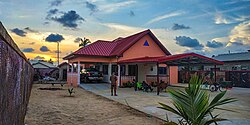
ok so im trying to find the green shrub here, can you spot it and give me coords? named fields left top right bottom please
left=158, top=75, right=236, bottom=125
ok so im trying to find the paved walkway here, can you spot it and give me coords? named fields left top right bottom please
left=79, top=83, right=250, bottom=125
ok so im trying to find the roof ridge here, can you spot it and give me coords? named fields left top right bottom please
left=217, top=52, right=249, bottom=56
left=109, top=29, right=150, bottom=56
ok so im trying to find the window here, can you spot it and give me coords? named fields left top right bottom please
left=103, top=65, right=108, bottom=75
left=128, top=65, right=136, bottom=76
left=120, top=65, right=126, bottom=75
left=158, top=67, right=167, bottom=74
left=112, top=65, right=118, bottom=74
left=68, top=65, right=72, bottom=72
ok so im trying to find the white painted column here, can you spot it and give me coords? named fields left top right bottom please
left=77, top=61, right=80, bottom=85
left=70, top=63, right=73, bottom=85
left=118, top=64, right=121, bottom=86
left=108, top=63, right=112, bottom=82
left=99, top=64, right=103, bottom=72
left=67, top=64, right=69, bottom=72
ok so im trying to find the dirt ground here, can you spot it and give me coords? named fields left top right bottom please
left=25, top=84, right=164, bottom=125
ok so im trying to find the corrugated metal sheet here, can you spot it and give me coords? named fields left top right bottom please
left=213, top=52, right=250, bottom=62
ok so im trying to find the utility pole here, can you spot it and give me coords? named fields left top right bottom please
left=57, top=41, right=59, bottom=66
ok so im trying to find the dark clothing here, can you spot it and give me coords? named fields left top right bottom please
left=110, top=75, right=117, bottom=96
left=111, top=84, right=117, bottom=96
left=110, top=75, right=117, bottom=85
left=142, top=81, right=153, bottom=92
left=133, top=81, right=137, bottom=91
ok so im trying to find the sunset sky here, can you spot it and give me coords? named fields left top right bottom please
left=1, top=0, right=250, bottom=63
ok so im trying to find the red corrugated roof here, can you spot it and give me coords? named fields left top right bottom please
left=64, top=29, right=171, bottom=59
left=158, top=53, right=224, bottom=65
left=118, top=56, right=165, bottom=63
left=118, top=53, right=224, bottom=65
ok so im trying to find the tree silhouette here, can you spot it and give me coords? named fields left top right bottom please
left=79, top=37, right=91, bottom=47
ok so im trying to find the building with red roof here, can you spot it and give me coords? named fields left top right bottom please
left=63, top=29, right=223, bottom=90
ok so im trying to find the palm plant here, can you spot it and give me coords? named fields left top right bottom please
left=79, top=37, right=91, bottom=47
left=158, top=75, right=236, bottom=125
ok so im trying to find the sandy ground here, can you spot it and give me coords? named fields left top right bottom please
left=25, top=84, right=164, bottom=125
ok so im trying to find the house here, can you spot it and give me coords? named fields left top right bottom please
left=63, top=29, right=223, bottom=88
left=210, top=50, right=250, bottom=87
left=30, top=60, right=58, bottom=79
left=58, top=62, right=69, bottom=81
left=212, top=50, right=250, bottom=71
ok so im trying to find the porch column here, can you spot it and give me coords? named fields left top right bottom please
left=157, top=62, right=160, bottom=95
left=214, top=65, right=217, bottom=83
left=77, top=61, right=80, bottom=85
left=99, top=64, right=103, bottom=72
left=108, top=63, right=112, bottom=81
left=118, top=64, right=121, bottom=86
left=70, top=63, right=73, bottom=86
left=67, top=64, right=69, bottom=72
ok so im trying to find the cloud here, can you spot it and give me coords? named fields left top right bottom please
left=175, top=36, right=204, bottom=50
left=47, top=10, right=84, bottom=28
left=99, top=1, right=136, bottom=13
left=145, top=11, right=185, bottom=25
left=227, top=21, right=250, bottom=46
left=22, top=48, right=34, bottom=53
left=214, top=13, right=232, bottom=24
left=86, top=1, right=98, bottom=14
left=74, top=37, right=82, bottom=43
left=34, top=56, right=45, bottom=60
left=24, top=27, right=38, bottom=33
left=43, top=22, right=50, bottom=25
left=10, top=28, right=27, bottom=37
left=40, top=46, right=50, bottom=52
left=45, top=33, right=65, bottom=42
left=172, top=23, right=190, bottom=30
left=206, top=40, right=224, bottom=48
left=129, top=10, right=135, bottom=17
left=102, top=23, right=143, bottom=33
left=50, top=0, right=63, bottom=7
left=46, top=9, right=59, bottom=18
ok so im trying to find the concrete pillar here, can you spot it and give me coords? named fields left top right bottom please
left=70, top=63, right=73, bottom=86
left=67, top=64, right=69, bottom=72
left=99, top=64, right=103, bottom=72
left=77, top=61, right=80, bottom=85
left=118, top=64, right=121, bottom=86
left=108, top=63, right=112, bottom=81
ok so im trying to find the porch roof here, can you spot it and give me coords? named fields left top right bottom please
left=118, top=56, right=164, bottom=63
left=118, top=53, right=224, bottom=66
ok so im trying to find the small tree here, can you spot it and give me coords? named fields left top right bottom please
left=79, top=37, right=91, bottom=47
left=158, top=75, right=236, bottom=125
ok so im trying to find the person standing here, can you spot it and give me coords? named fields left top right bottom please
left=110, top=72, right=117, bottom=96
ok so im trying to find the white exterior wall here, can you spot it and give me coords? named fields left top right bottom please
left=137, top=63, right=158, bottom=82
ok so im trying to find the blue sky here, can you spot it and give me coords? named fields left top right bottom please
left=0, top=0, right=250, bottom=61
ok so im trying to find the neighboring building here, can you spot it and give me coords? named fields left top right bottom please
left=30, top=60, right=58, bottom=79
left=64, top=29, right=222, bottom=87
left=211, top=50, right=250, bottom=71
left=58, top=62, right=68, bottom=81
